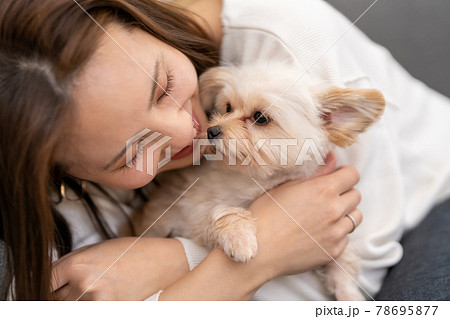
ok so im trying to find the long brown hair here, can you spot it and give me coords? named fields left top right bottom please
left=0, top=0, right=219, bottom=300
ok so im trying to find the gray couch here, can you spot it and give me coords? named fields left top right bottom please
left=1, top=0, right=449, bottom=300
left=326, top=0, right=450, bottom=98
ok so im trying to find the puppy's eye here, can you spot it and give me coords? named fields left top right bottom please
left=226, top=103, right=232, bottom=113
left=253, top=111, right=270, bottom=125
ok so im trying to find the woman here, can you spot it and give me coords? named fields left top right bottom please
left=0, top=0, right=361, bottom=300
left=0, top=0, right=448, bottom=300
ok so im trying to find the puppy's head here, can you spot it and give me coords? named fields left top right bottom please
left=199, top=63, right=385, bottom=178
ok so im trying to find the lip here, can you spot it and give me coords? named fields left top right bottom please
left=171, top=111, right=201, bottom=161
left=171, top=143, right=194, bottom=160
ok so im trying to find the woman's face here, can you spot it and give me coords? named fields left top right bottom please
left=58, top=23, right=208, bottom=189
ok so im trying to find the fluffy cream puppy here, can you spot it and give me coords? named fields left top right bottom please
left=132, top=61, right=385, bottom=300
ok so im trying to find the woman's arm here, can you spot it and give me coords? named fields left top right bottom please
left=51, top=237, right=189, bottom=301
left=52, top=155, right=362, bottom=300
left=158, top=248, right=266, bottom=300
left=51, top=236, right=265, bottom=301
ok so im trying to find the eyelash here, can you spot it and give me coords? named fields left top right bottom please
left=119, top=144, right=144, bottom=171
left=120, top=157, right=136, bottom=172
left=157, top=71, right=174, bottom=103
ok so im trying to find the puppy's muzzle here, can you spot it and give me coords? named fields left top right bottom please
left=207, top=125, right=222, bottom=141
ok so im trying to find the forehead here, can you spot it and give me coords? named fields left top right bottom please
left=80, top=24, right=159, bottom=82
left=73, top=27, right=155, bottom=125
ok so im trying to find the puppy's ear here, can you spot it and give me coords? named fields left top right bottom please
left=199, top=67, right=232, bottom=112
left=318, top=87, right=386, bottom=147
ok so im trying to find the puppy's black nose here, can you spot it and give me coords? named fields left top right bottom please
left=207, top=126, right=222, bottom=140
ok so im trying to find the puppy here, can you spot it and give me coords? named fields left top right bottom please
left=132, top=61, right=385, bottom=300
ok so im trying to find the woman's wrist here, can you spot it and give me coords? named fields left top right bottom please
left=206, top=248, right=273, bottom=298
left=133, top=237, right=190, bottom=296
left=158, top=247, right=270, bottom=300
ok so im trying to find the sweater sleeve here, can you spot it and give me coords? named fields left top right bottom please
left=175, top=237, right=210, bottom=271
left=143, top=238, right=209, bottom=301
left=144, top=290, right=163, bottom=301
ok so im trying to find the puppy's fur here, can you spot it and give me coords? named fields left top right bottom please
left=132, top=61, right=385, bottom=300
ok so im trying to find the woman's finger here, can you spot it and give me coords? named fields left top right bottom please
left=51, top=245, right=92, bottom=291
left=321, top=165, right=360, bottom=195
left=51, top=263, right=69, bottom=292
left=338, top=209, right=363, bottom=235
left=52, top=283, right=78, bottom=301
left=53, top=282, right=95, bottom=301
left=339, top=188, right=362, bottom=217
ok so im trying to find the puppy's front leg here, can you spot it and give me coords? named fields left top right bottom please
left=204, top=206, right=257, bottom=263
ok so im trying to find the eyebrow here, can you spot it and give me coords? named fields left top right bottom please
left=102, top=58, right=160, bottom=172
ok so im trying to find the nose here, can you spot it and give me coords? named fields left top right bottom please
left=207, top=125, right=222, bottom=140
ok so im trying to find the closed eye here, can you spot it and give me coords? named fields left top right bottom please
left=157, top=71, right=174, bottom=103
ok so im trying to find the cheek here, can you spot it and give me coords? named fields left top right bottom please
left=91, top=148, right=167, bottom=189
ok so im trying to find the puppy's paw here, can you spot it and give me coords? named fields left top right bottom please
left=221, top=227, right=258, bottom=263
left=209, top=208, right=258, bottom=263
left=323, top=248, right=365, bottom=301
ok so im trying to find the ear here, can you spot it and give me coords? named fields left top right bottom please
left=318, top=87, right=386, bottom=147
left=199, top=67, right=233, bottom=112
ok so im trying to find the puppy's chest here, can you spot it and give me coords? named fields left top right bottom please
left=143, top=162, right=296, bottom=238
left=156, top=161, right=290, bottom=213
left=178, top=164, right=265, bottom=208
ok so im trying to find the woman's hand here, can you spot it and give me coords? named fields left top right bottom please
left=248, top=152, right=363, bottom=280
left=51, top=237, right=189, bottom=300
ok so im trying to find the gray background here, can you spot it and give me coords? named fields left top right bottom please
left=326, top=0, right=450, bottom=98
